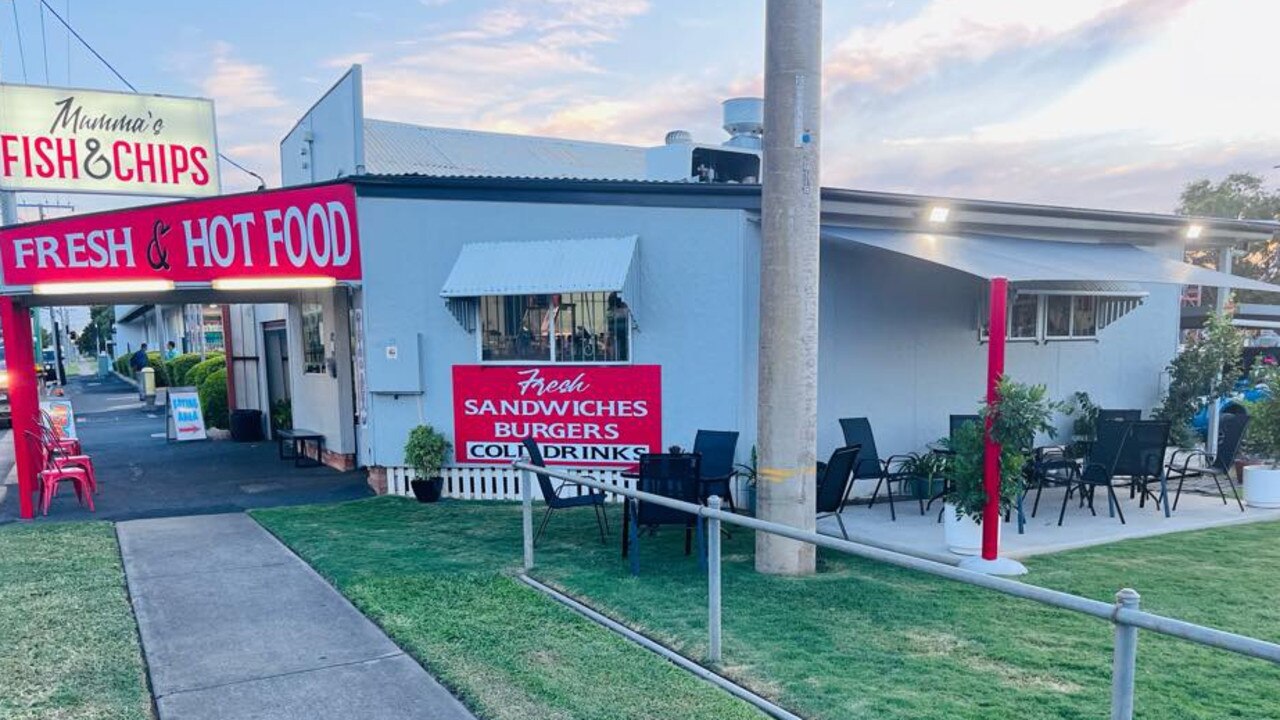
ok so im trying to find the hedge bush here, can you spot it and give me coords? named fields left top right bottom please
left=186, top=356, right=225, bottom=389
left=145, top=351, right=171, bottom=387
left=199, top=368, right=229, bottom=430
left=166, top=352, right=206, bottom=386
left=114, top=353, right=132, bottom=376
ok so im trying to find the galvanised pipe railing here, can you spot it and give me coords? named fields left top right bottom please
left=513, top=460, right=1280, bottom=720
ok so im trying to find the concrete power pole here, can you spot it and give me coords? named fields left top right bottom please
left=756, top=0, right=822, bottom=576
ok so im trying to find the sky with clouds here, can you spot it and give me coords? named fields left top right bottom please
left=2, top=0, right=1279, bottom=218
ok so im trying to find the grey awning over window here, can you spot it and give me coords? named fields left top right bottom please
left=821, top=226, right=1280, bottom=294
left=440, top=235, right=640, bottom=315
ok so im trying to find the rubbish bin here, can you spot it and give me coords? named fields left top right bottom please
left=230, top=409, right=264, bottom=442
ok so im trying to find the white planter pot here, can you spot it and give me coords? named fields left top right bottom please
left=1243, top=465, right=1280, bottom=509
left=943, top=503, right=1001, bottom=555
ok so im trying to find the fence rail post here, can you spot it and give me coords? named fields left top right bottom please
left=1111, top=588, right=1141, bottom=720
left=708, top=496, right=722, bottom=664
left=521, top=468, right=534, bottom=571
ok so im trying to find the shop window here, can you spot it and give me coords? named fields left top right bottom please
left=480, top=292, right=630, bottom=363
left=982, top=293, right=1103, bottom=342
left=301, top=303, right=326, bottom=374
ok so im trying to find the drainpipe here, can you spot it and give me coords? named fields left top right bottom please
left=222, top=305, right=237, bottom=412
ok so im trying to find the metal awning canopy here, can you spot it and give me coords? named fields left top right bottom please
left=441, top=235, right=639, bottom=298
left=821, top=226, right=1280, bottom=293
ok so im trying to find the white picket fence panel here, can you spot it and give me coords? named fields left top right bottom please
left=386, top=465, right=636, bottom=502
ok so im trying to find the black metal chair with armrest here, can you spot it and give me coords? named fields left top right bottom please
left=692, top=429, right=739, bottom=511
left=1119, top=421, right=1173, bottom=517
left=1166, top=412, right=1248, bottom=512
left=522, top=438, right=608, bottom=547
left=1058, top=417, right=1132, bottom=526
left=839, top=417, right=915, bottom=520
left=622, top=453, right=703, bottom=575
left=816, top=445, right=862, bottom=540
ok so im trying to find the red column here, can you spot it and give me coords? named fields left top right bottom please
left=981, top=277, right=1008, bottom=561
left=1, top=297, right=38, bottom=519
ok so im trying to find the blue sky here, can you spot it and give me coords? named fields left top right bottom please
left=2, top=0, right=1279, bottom=218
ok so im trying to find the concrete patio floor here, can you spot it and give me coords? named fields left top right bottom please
left=820, top=483, right=1280, bottom=562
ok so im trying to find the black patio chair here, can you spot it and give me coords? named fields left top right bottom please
left=1167, top=412, right=1249, bottom=512
left=1058, top=416, right=1132, bottom=526
left=622, top=453, right=702, bottom=575
left=1119, top=421, right=1173, bottom=516
left=839, top=417, right=915, bottom=520
left=1097, top=409, right=1142, bottom=425
left=521, top=438, right=608, bottom=547
left=693, top=429, right=739, bottom=511
left=816, top=445, right=862, bottom=540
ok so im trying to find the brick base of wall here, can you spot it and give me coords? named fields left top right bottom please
left=367, top=466, right=388, bottom=495
left=299, top=442, right=356, bottom=472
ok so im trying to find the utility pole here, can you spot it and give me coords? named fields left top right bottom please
left=757, top=0, right=822, bottom=575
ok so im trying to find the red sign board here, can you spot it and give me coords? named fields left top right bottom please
left=0, top=183, right=360, bottom=287
left=452, top=364, right=662, bottom=466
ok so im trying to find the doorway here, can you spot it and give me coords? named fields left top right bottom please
left=263, top=322, right=291, bottom=435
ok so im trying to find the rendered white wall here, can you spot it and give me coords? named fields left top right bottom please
left=285, top=289, right=356, bottom=455
left=356, top=196, right=754, bottom=468
left=816, top=238, right=1181, bottom=461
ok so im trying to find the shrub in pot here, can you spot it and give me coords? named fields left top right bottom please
left=943, top=378, right=1057, bottom=555
left=1243, top=360, right=1280, bottom=508
left=404, top=425, right=451, bottom=503
left=900, top=451, right=947, bottom=501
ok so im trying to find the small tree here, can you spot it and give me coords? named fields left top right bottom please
left=1246, top=359, right=1280, bottom=466
left=404, top=425, right=452, bottom=479
left=1154, top=308, right=1243, bottom=446
left=945, top=377, right=1058, bottom=523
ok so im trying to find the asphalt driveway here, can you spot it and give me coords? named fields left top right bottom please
left=0, top=374, right=371, bottom=523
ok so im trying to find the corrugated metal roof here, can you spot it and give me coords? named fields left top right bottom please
left=822, top=226, right=1280, bottom=293
left=363, top=119, right=647, bottom=180
left=441, top=235, right=640, bottom=305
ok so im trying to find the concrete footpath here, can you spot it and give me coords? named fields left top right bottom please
left=117, top=513, right=476, bottom=720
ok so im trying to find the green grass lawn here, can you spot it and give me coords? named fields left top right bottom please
left=256, top=498, right=1280, bottom=719
left=252, top=498, right=767, bottom=720
left=0, top=522, right=153, bottom=720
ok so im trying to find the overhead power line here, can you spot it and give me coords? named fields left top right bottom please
left=38, top=0, right=49, bottom=83
left=37, top=0, right=268, bottom=189
left=10, top=0, right=30, bottom=82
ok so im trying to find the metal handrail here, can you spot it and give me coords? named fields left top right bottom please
left=513, top=460, right=1280, bottom=719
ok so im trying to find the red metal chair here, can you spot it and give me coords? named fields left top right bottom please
left=39, top=424, right=97, bottom=494
left=26, top=431, right=95, bottom=516
left=40, top=410, right=82, bottom=455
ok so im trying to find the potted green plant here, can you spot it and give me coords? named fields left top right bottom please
left=900, top=451, right=947, bottom=501
left=943, top=378, right=1057, bottom=555
left=734, top=446, right=758, bottom=515
left=404, top=425, right=451, bottom=503
left=1243, top=359, right=1280, bottom=508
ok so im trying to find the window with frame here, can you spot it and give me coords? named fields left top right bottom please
left=301, top=303, right=326, bottom=374
left=480, top=292, right=630, bottom=363
left=981, top=292, right=1101, bottom=342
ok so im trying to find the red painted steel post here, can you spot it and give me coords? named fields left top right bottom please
left=1, top=298, right=38, bottom=519
left=981, top=277, right=1008, bottom=560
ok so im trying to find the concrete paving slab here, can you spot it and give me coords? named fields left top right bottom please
left=823, top=485, right=1280, bottom=561
left=156, top=654, right=474, bottom=720
left=119, top=513, right=474, bottom=719
left=118, top=513, right=296, bottom=579
left=129, top=558, right=402, bottom=696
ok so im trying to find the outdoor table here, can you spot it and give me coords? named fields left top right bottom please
left=276, top=428, right=325, bottom=468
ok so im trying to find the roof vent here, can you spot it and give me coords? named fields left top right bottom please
left=665, top=129, right=693, bottom=145
left=722, top=97, right=763, bottom=150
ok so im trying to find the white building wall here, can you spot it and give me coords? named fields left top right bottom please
left=815, top=238, right=1181, bottom=463
left=356, top=196, right=753, bottom=468
left=286, top=289, right=356, bottom=456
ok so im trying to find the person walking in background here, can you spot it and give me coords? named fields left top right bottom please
left=164, top=341, right=179, bottom=361
left=130, top=343, right=149, bottom=400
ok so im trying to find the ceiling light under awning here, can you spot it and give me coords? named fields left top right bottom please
left=32, top=280, right=176, bottom=295
left=211, top=277, right=338, bottom=291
